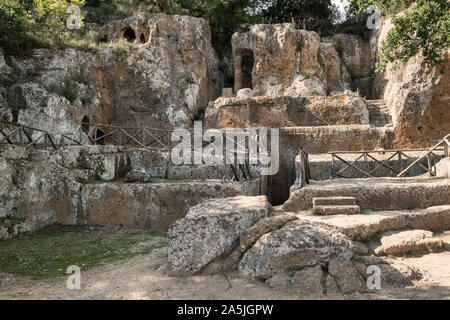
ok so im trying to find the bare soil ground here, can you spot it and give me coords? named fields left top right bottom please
left=1, top=232, right=449, bottom=300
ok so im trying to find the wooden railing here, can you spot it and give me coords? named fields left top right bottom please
left=398, top=132, right=450, bottom=177
left=329, top=145, right=447, bottom=179
left=0, top=121, right=62, bottom=150
left=72, top=123, right=173, bottom=150
left=0, top=120, right=258, bottom=182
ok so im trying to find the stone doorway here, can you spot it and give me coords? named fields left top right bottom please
left=234, top=49, right=254, bottom=92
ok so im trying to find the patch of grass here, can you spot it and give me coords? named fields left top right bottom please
left=303, top=69, right=316, bottom=79
left=115, top=38, right=134, bottom=54
left=0, top=225, right=167, bottom=279
left=354, top=256, right=366, bottom=264
left=63, top=32, right=100, bottom=53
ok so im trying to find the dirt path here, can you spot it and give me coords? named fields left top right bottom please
left=1, top=233, right=449, bottom=300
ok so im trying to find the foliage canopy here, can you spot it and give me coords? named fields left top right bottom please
left=1, top=0, right=449, bottom=70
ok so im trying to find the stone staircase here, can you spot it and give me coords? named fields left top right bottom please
left=366, top=99, right=392, bottom=127
left=373, top=230, right=443, bottom=256
left=312, top=196, right=361, bottom=215
left=303, top=205, right=450, bottom=256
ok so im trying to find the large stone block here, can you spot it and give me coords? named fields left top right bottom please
left=238, top=219, right=353, bottom=279
left=167, top=196, right=269, bottom=276
left=205, top=94, right=369, bottom=129
left=80, top=180, right=262, bottom=232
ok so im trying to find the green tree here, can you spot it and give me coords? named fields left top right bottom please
left=349, top=0, right=449, bottom=70
left=378, top=0, right=450, bottom=70
left=349, top=0, right=415, bottom=15
left=175, top=0, right=259, bottom=56
left=255, top=0, right=339, bottom=36
left=0, top=0, right=86, bottom=55
left=0, top=0, right=35, bottom=54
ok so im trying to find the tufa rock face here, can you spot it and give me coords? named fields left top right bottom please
left=231, top=23, right=351, bottom=96
left=0, top=145, right=263, bottom=237
left=166, top=196, right=269, bottom=276
left=333, top=34, right=376, bottom=79
left=374, top=18, right=450, bottom=147
left=0, top=146, right=81, bottom=239
left=0, top=13, right=219, bottom=134
left=205, top=93, right=369, bottom=129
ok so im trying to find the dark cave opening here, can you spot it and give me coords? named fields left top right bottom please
left=123, top=28, right=136, bottom=43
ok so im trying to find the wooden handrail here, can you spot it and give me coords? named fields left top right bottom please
left=329, top=138, right=449, bottom=180
left=398, top=132, right=450, bottom=177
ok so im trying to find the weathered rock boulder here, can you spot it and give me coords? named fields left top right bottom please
left=231, top=23, right=351, bottom=97
left=205, top=93, right=369, bottom=129
left=167, top=196, right=270, bottom=276
left=238, top=219, right=354, bottom=279
left=236, top=219, right=368, bottom=294
left=165, top=197, right=370, bottom=294
left=238, top=214, right=299, bottom=253
left=0, top=146, right=81, bottom=239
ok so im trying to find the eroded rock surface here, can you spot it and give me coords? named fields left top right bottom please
left=167, top=196, right=269, bottom=276
left=374, top=18, right=450, bottom=147
left=0, top=13, right=219, bottom=134
left=205, top=93, right=369, bottom=129
left=374, top=230, right=443, bottom=256
left=0, top=145, right=262, bottom=237
left=231, top=23, right=351, bottom=96
left=238, top=220, right=354, bottom=279
left=166, top=204, right=373, bottom=294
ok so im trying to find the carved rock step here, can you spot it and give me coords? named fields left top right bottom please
left=366, top=100, right=391, bottom=127
left=313, top=204, right=361, bottom=216
left=374, top=230, right=444, bottom=256
left=313, top=196, right=356, bottom=206
left=302, top=205, right=450, bottom=240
